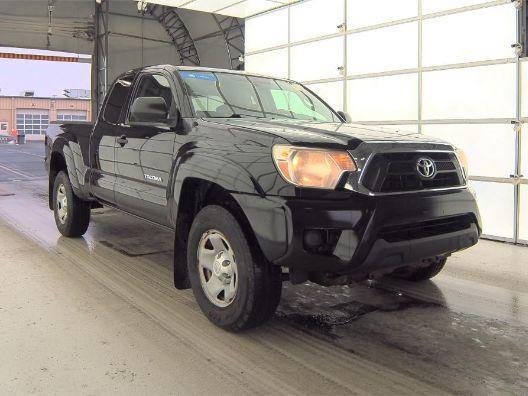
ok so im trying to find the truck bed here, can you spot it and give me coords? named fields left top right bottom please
left=45, top=121, right=94, bottom=140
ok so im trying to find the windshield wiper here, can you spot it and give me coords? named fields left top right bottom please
left=207, top=114, right=266, bottom=119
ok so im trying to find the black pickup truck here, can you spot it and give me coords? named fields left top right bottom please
left=46, top=65, right=481, bottom=331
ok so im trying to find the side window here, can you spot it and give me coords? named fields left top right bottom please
left=128, top=74, right=175, bottom=121
left=103, top=75, right=134, bottom=124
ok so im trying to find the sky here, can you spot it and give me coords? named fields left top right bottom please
left=0, top=47, right=91, bottom=97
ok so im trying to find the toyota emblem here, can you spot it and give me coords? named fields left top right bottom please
left=416, top=157, right=436, bottom=178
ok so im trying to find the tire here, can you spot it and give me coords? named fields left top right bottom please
left=392, top=256, right=447, bottom=281
left=187, top=205, right=282, bottom=331
left=53, top=171, right=91, bottom=237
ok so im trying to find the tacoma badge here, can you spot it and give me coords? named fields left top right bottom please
left=144, top=174, right=162, bottom=182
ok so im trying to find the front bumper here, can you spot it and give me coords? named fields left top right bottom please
left=358, top=223, right=478, bottom=273
left=236, top=188, right=481, bottom=276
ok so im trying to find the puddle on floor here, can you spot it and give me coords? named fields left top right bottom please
left=99, top=239, right=172, bottom=257
left=276, top=280, right=528, bottom=394
left=277, top=281, right=441, bottom=337
left=0, top=186, right=15, bottom=196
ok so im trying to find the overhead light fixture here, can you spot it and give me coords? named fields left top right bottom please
left=137, top=0, right=149, bottom=11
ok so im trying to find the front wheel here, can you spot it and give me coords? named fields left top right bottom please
left=53, top=171, right=91, bottom=237
left=187, top=205, right=282, bottom=331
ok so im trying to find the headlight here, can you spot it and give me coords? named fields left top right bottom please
left=272, top=145, right=357, bottom=189
left=455, top=148, right=469, bottom=177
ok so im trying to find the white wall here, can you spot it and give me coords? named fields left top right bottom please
left=245, top=0, right=527, bottom=242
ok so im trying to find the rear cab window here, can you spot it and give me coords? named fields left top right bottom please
left=103, top=75, right=134, bottom=124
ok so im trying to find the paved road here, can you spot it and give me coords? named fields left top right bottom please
left=0, top=152, right=527, bottom=394
left=0, top=141, right=46, bottom=182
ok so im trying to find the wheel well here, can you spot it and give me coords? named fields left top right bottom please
left=48, top=152, right=67, bottom=209
left=173, top=178, right=263, bottom=290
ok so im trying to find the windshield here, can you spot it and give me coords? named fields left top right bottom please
left=177, top=70, right=339, bottom=122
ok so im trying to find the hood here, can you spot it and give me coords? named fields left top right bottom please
left=205, top=118, right=452, bottom=150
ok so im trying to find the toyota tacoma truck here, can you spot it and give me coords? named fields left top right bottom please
left=45, top=65, right=481, bottom=331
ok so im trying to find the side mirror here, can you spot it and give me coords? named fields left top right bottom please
left=337, top=111, right=352, bottom=123
left=130, top=97, right=169, bottom=124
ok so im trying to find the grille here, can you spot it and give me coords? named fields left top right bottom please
left=361, top=152, right=464, bottom=193
left=378, top=215, right=473, bottom=243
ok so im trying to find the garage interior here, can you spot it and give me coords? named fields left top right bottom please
left=0, top=0, right=527, bottom=394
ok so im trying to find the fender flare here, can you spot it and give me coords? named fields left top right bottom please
left=168, top=145, right=266, bottom=225
left=168, top=146, right=288, bottom=290
left=50, top=137, right=90, bottom=200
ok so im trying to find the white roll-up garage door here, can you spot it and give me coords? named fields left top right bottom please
left=16, top=109, right=49, bottom=136
left=245, top=0, right=527, bottom=244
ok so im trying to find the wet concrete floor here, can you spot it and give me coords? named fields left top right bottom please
left=0, top=145, right=527, bottom=394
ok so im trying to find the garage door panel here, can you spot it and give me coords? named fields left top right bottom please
left=422, top=0, right=494, bottom=14
left=423, top=124, right=516, bottom=178
left=290, top=37, right=344, bottom=82
left=290, top=0, right=344, bottom=42
left=470, top=181, right=514, bottom=239
left=16, top=110, right=49, bottom=136
left=246, top=8, right=288, bottom=52
left=347, top=22, right=418, bottom=75
left=305, top=81, right=344, bottom=112
left=422, top=63, right=516, bottom=120
left=346, top=0, right=417, bottom=29
left=521, top=186, right=528, bottom=242
left=520, top=60, right=528, bottom=118
left=523, top=126, right=528, bottom=179
left=422, top=4, right=516, bottom=66
left=245, top=48, right=289, bottom=79
left=346, top=73, right=418, bottom=121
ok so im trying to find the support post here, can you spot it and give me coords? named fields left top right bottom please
left=92, top=0, right=110, bottom=120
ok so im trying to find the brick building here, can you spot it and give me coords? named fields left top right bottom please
left=0, top=96, right=92, bottom=141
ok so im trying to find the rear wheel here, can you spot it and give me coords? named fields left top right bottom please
left=53, top=171, right=90, bottom=237
left=391, top=256, right=447, bottom=281
left=187, top=205, right=282, bottom=331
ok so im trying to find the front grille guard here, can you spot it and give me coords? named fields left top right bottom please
left=344, top=142, right=468, bottom=196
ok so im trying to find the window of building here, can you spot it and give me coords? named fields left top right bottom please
left=57, top=110, right=88, bottom=121
left=16, top=111, right=49, bottom=135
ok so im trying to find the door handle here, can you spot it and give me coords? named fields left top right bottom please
left=117, top=135, right=128, bottom=147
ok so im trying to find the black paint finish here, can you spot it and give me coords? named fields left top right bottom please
left=45, top=65, right=481, bottom=280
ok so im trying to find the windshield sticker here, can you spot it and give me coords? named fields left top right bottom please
left=180, top=71, right=216, bottom=81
